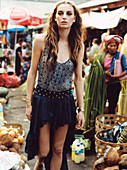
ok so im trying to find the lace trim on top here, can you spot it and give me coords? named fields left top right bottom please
left=38, top=47, right=74, bottom=92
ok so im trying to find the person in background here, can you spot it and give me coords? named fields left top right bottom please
left=121, top=33, right=127, bottom=59
left=20, top=56, right=31, bottom=84
left=25, top=1, right=85, bottom=169
left=104, top=35, right=127, bottom=114
left=15, top=38, right=24, bottom=76
left=22, top=41, right=27, bottom=59
left=88, top=38, right=100, bottom=63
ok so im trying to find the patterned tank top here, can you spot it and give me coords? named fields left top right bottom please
left=38, top=47, right=74, bottom=92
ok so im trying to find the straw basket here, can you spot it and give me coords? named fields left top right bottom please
left=3, top=123, right=23, bottom=136
left=95, top=129, right=127, bottom=158
left=95, top=114, right=127, bottom=133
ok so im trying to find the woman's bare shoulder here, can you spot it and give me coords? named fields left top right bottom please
left=34, top=33, right=46, bottom=44
left=33, top=33, right=46, bottom=51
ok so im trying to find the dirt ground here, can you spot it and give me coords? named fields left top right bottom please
left=4, top=87, right=97, bottom=170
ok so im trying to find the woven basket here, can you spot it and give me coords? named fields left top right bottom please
left=95, top=114, right=127, bottom=133
left=95, top=129, right=127, bottom=158
left=3, top=123, right=23, bottom=136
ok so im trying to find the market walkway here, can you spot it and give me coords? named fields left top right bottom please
left=4, top=87, right=96, bottom=170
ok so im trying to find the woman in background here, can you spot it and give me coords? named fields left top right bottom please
left=104, top=35, right=127, bottom=114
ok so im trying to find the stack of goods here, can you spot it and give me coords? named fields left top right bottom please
left=94, top=147, right=127, bottom=170
left=0, top=124, right=28, bottom=169
left=71, top=138, right=91, bottom=164
left=101, top=123, right=127, bottom=143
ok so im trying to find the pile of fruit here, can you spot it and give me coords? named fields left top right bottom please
left=94, top=147, right=127, bottom=170
left=0, top=125, right=27, bottom=169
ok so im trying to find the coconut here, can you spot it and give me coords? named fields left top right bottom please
left=12, top=142, right=20, bottom=153
left=104, top=147, right=119, bottom=166
left=103, top=165, right=119, bottom=170
left=119, top=154, right=127, bottom=169
left=94, top=157, right=107, bottom=170
left=1, top=134, right=13, bottom=147
left=119, top=154, right=127, bottom=160
left=8, top=147, right=18, bottom=153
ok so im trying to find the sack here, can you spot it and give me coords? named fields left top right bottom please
left=114, top=53, right=127, bottom=80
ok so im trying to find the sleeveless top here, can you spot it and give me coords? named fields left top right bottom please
left=38, top=47, right=74, bottom=92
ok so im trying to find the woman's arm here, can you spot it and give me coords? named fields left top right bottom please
left=74, top=43, right=85, bottom=129
left=26, top=34, right=45, bottom=120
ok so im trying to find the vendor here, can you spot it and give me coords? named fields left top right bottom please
left=104, top=35, right=127, bottom=114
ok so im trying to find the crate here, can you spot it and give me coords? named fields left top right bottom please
left=95, top=114, right=127, bottom=133
left=95, top=129, right=127, bottom=158
left=3, top=123, right=24, bottom=136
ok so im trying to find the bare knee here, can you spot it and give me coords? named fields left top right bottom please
left=39, top=147, right=50, bottom=158
left=52, top=144, right=63, bottom=156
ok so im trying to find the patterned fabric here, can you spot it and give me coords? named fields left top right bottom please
left=20, top=61, right=31, bottom=82
left=38, top=47, right=74, bottom=92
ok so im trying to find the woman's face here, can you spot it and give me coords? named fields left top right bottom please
left=107, top=42, right=118, bottom=54
left=55, top=3, right=76, bottom=29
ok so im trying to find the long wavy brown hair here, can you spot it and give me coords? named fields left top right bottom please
left=45, top=0, right=83, bottom=70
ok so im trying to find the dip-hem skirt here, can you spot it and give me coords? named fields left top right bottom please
left=25, top=85, right=77, bottom=160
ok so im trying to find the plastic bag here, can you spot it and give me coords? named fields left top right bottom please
left=4, top=72, right=20, bottom=88
left=0, top=151, right=20, bottom=170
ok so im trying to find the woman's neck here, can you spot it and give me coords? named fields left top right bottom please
left=58, top=28, right=70, bottom=41
left=106, top=52, right=114, bottom=59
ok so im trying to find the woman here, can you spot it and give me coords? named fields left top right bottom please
left=104, top=35, right=127, bottom=114
left=25, top=1, right=85, bottom=170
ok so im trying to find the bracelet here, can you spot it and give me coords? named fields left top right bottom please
left=78, top=107, right=84, bottom=112
left=26, top=99, right=32, bottom=107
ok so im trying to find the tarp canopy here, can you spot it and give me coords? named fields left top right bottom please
left=82, top=6, right=125, bottom=29
left=120, top=9, right=127, bottom=20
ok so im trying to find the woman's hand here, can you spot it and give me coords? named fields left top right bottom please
left=26, top=106, right=32, bottom=120
left=105, top=71, right=112, bottom=77
left=105, top=71, right=118, bottom=79
left=75, top=111, right=85, bottom=129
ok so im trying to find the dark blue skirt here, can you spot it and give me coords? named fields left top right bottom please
left=25, top=85, right=76, bottom=160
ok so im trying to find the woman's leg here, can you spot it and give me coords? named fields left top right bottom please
left=44, top=129, right=68, bottom=170
left=50, top=125, right=68, bottom=170
left=107, top=82, right=121, bottom=114
left=34, top=123, right=50, bottom=170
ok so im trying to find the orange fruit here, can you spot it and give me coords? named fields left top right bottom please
left=0, top=130, right=8, bottom=136
left=17, top=135, right=24, bottom=144
left=8, top=128, right=14, bottom=132
left=0, top=127, right=8, bottom=133
left=13, top=128, right=19, bottom=137
left=9, top=130, right=16, bottom=139
left=13, top=138, right=19, bottom=143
